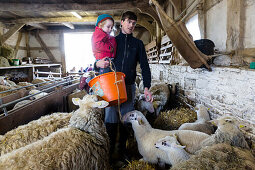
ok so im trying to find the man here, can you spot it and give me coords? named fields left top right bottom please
left=95, top=11, right=152, bottom=163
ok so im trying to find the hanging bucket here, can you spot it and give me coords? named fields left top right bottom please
left=88, top=72, right=127, bottom=106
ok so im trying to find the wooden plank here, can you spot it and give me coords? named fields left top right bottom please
left=62, top=23, right=74, bottom=29
left=150, top=0, right=211, bottom=70
left=34, top=32, right=57, bottom=62
left=25, top=32, right=30, bottom=57
left=0, top=83, right=78, bottom=135
left=28, top=23, right=47, bottom=30
left=145, top=40, right=157, bottom=51
left=0, top=23, right=25, bottom=44
left=59, top=31, right=66, bottom=75
left=14, top=32, right=22, bottom=58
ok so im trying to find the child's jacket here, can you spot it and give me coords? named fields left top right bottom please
left=92, top=26, right=117, bottom=60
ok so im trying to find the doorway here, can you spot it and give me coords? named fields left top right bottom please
left=64, top=32, right=95, bottom=73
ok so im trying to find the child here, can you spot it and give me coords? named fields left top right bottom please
left=91, top=14, right=117, bottom=75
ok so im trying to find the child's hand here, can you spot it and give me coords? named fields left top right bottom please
left=96, top=58, right=110, bottom=68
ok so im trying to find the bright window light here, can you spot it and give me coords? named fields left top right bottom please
left=186, top=14, right=201, bottom=40
left=64, top=33, right=95, bottom=72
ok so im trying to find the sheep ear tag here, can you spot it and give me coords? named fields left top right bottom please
left=72, top=98, right=81, bottom=106
left=137, top=116, right=144, bottom=125
left=91, top=101, right=109, bottom=108
left=209, top=119, right=218, bottom=126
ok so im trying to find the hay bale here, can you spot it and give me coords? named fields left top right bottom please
left=1, top=45, right=14, bottom=59
left=121, top=160, right=155, bottom=170
left=153, top=107, right=197, bottom=130
left=0, top=57, right=10, bottom=67
left=18, top=82, right=36, bottom=90
left=171, top=143, right=255, bottom=170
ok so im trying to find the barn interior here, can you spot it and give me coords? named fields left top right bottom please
left=0, top=0, right=255, bottom=169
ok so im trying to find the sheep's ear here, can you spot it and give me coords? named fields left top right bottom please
left=72, top=98, right=81, bottom=106
left=175, top=144, right=186, bottom=149
left=91, top=101, right=109, bottom=108
left=209, top=119, right=218, bottom=126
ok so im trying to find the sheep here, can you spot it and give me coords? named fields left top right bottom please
left=171, top=143, right=255, bottom=170
left=135, top=94, right=155, bottom=116
left=200, top=115, right=250, bottom=149
left=0, top=112, right=71, bottom=156
left=29, top=89, right=48, bottom=99
left=155, top=135, right=190, bottom=166
left=17, top=82, right=36, bottom=90
left=122, top=110, right=209, bottom=166
left=12, top=100, right=31, bottom=110
left=0, top=95, right=110, bottom=170
left=178, top=104, right=214, bottom=135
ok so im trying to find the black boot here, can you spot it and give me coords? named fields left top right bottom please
left=105, top=123, right=118, bottom=163
left=118, top=123, right=132, bottom=163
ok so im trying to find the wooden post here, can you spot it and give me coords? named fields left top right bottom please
left=0, top=23, right=24, bottom=44
left=59, top=31, right=66, bottom=75
left=14, top=32, right=22, bottom=58
left=34, top=32, right=57, bottom=62
left=25, top=32, right=30, bottom=57
left=197, top=0, right=206, bottom=39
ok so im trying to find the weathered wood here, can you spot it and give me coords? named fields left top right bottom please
left=25, top=32, right=30, bottom=57
left=59, top=31, right=66, bottom=75
left=137, top=16, right=155, bottom=37
left=169, top=0, right=181, bottom=14
left=226, top=0, right=244, bottom=51
left=0, top=2, right=147, bottom=12
left=136, top=30, right=144, bottom=40
left=10, top=46, right=59, bottom=51
left=62, top=23, right=74, bottom=29
left=197, top=0, right=206, bottom=38
left=0, top=23, right=25, bottom=44
left=28, top=23, right=47, bottom=30
left=150, top=0, right=211, bottom=70
left=0, top=83, right=79, bottom=135
left=14, top=32, right=22, bottom=58
left=34, top=32, right=57, bottom=62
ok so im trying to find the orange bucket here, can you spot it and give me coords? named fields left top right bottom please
left=88, top=72, right=127, bottom=106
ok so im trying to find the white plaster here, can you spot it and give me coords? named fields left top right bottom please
left=244, top=0, right=255, bottom=48
left=206, top=0, right=227, bottom=51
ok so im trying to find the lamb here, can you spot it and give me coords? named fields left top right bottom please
left=155, top=135, right=190, bottom=166
left=17, top=82, right=36, bottom=90
left=122, top=110, right=209, bottom=166
left=0, top=95, right=110, bottom=170
left=200, top=115, right=250, bottom=149
left=135, top=94, right=155, bottom=116
left=171, top=143, right=255, bottom=170
left=29, top=89, right=48, bottom=99
left=0, top=112, right=71, bottom=156
left=178, top=104, right=214, bottom=135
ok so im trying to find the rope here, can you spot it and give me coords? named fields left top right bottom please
left=108, top=59, right=124, bottom=123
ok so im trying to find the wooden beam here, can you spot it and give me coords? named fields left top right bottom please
left=0, top=23, right=24, bottom=44
left=10, top=16, right=121, bottom=24
left=136, top=30, right=144, bottom=39
left=14, top=32, right=22, bottom=58
left=137, top=3, right=163, bottom=29
left=0, top=2, right=147, bottom=12
left=28, top=23, right=47, bottom=30
left=226, top=0, right=244, bottom=51
left=137, top=14, right=155, bottom=37
left=25, top=32, right=30, bottom=57
left=169, top=0, right=181, bottom=14
left=62, top=23, right=74, bottom=29
left=34, top=32, right=57, bottom=62
left=59, top=31, right=66, bottom=75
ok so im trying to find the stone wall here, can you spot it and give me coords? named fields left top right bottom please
left=150, top=64, right=255, bottom=124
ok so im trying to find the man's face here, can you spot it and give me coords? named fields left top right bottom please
left=121, top=18, right=136, bottom=34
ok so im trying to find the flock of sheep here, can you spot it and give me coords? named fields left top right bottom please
left=0, top=74, right=255, bottom=169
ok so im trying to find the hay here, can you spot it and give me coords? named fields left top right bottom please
left=0, top=57, right=10, bottom=67
left=18, top=82, right=36, bottom=90
left=171, top=143, right=255, bottom=170
left=121, top=160, right=155, bottom=170
left=153, top=107, right=197, bottom=130
left=0, top=45, right=14, bottom=59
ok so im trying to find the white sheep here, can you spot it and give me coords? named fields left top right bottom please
left=0, top=112, right=71, bottom=156
left=0, top=95, right=110, bottom=169
left=12, top=100, right=32, bottom=110
left=200, top=115, right=250, bottom=149
left=171, top=143, right=255, bottom=170
left=178, top=104, right=214, bottom=135
left=29, top=89, right=48, bottom=99
left=122, top=110, right=209, bottom=166
left=155, top=135, right=190, bottom=166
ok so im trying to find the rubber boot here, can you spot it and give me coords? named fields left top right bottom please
left=105, top=123, right=118, bottom=163
left=118, top=123, right=131, bottom=163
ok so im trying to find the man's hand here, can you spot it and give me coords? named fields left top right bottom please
left=96, top=58, right=110, bottom=68
left=144, top=87, right=153, bottom=102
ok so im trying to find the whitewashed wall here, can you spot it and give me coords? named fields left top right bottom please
left=150, top=64, right=255, bottom=124
left=206, top=0, right=227, bottom=51
left=244, top=0, right=255, bottom=48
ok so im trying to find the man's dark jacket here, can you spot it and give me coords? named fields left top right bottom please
left=113, top=32, right=151, bottom=88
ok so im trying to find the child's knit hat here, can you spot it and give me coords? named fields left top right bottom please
left=96, top=14, right=114, bottom=26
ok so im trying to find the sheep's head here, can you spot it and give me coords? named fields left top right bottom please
left=195, top=104, right=210, bottom=121
left=209, top=115, right=240, bottom=132
left=138, top=95, right=155, bottom=115
left=122, top=110, right=148, bottom=126
left=72, top=95, right=108, bottom=110
left=155, top=135, right=186, bottom=151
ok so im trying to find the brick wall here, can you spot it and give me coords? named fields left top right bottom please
left=150, top=64, right=255, bottom=125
